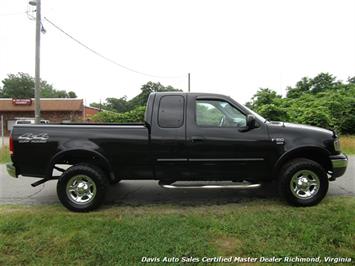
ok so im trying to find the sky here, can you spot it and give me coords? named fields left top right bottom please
left=0, top=0, right=354, bottom=105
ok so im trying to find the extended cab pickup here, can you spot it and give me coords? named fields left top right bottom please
left=7, top=92, right=348, bottom=211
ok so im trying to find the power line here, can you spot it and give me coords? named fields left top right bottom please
left=43, top=16, right=184, bottom=79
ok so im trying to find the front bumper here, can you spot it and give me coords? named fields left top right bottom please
left=329, top=153, right=348, bottom=179
left=6, top=163, right=17, bottom=178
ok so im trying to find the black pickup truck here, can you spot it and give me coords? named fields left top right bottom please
left=7, top=92, right=348, bottom=211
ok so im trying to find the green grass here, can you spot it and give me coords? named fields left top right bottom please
left=341, top=135, right=355, bottom=155
left=0, top=197, right=354, bottom=265
left=0, top=145, right=10, bottom=164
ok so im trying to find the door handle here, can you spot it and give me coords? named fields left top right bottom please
left=191, top=136, right=204, bottom=142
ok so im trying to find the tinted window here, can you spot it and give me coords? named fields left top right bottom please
left=196, top=100, right=246, bottom=127
left=158, top=95, right=184, bottom=128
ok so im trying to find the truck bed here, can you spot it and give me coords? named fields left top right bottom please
left=11, top=124, right=151, bottom=179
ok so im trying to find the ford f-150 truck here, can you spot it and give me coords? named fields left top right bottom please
left=6, top=92, right=348, bottom=211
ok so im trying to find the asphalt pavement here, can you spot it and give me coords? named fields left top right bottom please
left=0, top=157, right=354, bottom=206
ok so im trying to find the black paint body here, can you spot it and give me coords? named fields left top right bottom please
left=10, top=92, right=344, bottom=183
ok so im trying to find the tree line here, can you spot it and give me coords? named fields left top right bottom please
left=0, top=73, right=77, bottom=98
left=246, top=73, right=355, bottom=134
left=1, top=72, right=354, bottom=134
left=92, top=72, right=355, bottom=135
left=90, top=81, right=181, bottom=123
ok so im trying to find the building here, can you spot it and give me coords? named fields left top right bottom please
left=0, top=98, right=99, bottom=135
left=84, top=106, right=101, bottom=121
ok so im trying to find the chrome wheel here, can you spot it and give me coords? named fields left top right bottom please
left=290, top=170, right=320, bottom=199
left=66, top=175, right=97, bottom=205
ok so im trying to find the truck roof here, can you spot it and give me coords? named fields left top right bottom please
left=151, top=91, right=230, bottom=98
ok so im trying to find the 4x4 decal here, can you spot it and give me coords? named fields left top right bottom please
left=18, top=133, right=49, bottom=143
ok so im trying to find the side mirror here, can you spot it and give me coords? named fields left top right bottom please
left=239, top=114, right=256, bottom=132
left=246, top=114, right=256, bottom=129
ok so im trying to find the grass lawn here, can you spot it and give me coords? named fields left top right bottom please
left=0, top=197, right=354, bottom=265
left=0, top=145, right=10, bottom=164
left=341, top=135, right=355, bottom=155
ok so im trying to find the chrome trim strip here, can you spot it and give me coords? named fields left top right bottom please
left=160, top=183, right=261, bottom=189
left=157, top=158, right=264, bottom=162
left=14, top=125, right=146, bottom=129
left=189, top=158, right=264, bottom=162
left=157, top=158, right=188, bottom=162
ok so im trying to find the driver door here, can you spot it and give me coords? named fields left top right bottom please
left=186, top=96, right=270, bottom=180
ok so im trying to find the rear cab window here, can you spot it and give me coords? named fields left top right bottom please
left=158, top=95, right=184, bottom=128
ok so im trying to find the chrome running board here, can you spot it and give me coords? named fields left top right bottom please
left=159, top=182, right=261, bottom=189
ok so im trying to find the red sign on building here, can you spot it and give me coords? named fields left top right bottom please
left=12, top=99, right=32, bottom=105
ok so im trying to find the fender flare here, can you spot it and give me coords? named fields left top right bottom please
left=47, top=149, right=115, bottom=181
left=272, top=146, right=331, bottom=177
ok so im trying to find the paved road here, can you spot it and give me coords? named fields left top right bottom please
left=0, top=157, right=354, bottom=206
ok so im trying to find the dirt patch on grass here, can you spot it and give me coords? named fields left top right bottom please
left=212, top=235, right=242, bottom=255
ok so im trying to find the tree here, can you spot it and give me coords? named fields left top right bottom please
left=310, top=72, right=338, bottom=94
left=286, top=77, right=312, bottom=98
left=256, top=104, right=289, bottom=121
left=129, top=81, right=182, bottom=108
left=248, top=73, right=355, bottom=134
left=247, top=88, right=282, bottom=108
left=286, top=73, right=339, bottom=98
left=67, top=91, right=77, bottom=98
left=0, top=73, right=34, bottom=98
left=91, top=81, right=181, bottom=113
left=90, top=97, right=130, bottom=112
left=92, top=106, right=146, bottom=123
left=347, top=76, right=355, bottom=84
left=246, top=88, right=288, bottom=121
left=0, top=72, right=77, bottom=98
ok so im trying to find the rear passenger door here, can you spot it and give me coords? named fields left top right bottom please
left=150, top=94, right=189, bottom=180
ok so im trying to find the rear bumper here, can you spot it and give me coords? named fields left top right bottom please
left=6, top=163, right=17, bottom=178
left=329, top=154, right=348, bottom=179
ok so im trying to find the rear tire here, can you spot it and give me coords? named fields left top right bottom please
left=278, top=158, right=328, bottom=206
left=57, top=164, right=108, bottom=212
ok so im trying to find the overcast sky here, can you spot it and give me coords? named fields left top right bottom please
left=1, top=0, right=354, bottom=105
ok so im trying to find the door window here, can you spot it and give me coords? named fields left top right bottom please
left=196, top=100, right=246, bottom=127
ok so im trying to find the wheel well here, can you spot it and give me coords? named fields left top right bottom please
left=274, top=149, right=332, bottom=177
left=48, top=150, right=115, bottom=181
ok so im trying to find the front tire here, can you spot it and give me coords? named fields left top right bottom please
left=57, top=164, right=108, bottom=212
left=278, top=158, right=329, bottom=206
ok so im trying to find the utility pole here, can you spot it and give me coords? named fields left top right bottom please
left=33, top=0, right=41, bottom=124
left=188, top=73, right=190, bottom=92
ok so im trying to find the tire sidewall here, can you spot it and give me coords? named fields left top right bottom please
left=57, top=164, right=107, bottom=212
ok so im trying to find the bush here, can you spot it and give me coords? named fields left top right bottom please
left=248, top=74, right=355, bottom=134
left=92, top=106, right=146, bottom=123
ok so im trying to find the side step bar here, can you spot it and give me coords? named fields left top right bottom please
left=31, top=176, right=59, bottom=187
left=159, top=182, right=261, bottom=189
